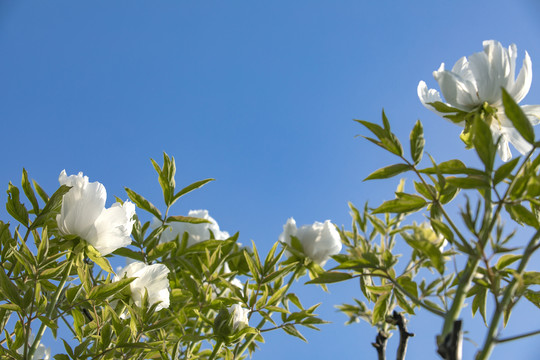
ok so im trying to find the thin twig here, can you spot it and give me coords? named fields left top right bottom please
left=495, top=329, right=540, bottom=343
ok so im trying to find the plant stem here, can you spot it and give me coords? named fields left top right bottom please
left=233, top=264, right=302, bottom=358
left=475, top=229, right=540, bottom=360
left=495, top=329, right=540, bottom=343
left=209, top=339, right=223, bottom=360
left=388, top=311, right=414, bottom=360
left=371, top=331, right=388, bottom=360
left=28, top=257, right=73, bottom=359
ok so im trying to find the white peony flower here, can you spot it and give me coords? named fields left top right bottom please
left=17, top=334, right=51, bottom=360
left=418, top=40, right=540, bottom=161
left=56, top=170, right=136, bottom=256
left=278, top=217, right=342, bottom=266
left=229, top=303, right=249, bottom=331
left=158, top=209, right=230, bottom=246
left=114, top=261, right=170, bottom=311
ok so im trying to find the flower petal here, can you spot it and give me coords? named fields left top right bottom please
left=88, top=201, right=135, bottom=256
left=57, top=170, right=106, bottom=239
left=522, top=105, right=540, bottom=125
left=510, top=51, right=532, bottom=103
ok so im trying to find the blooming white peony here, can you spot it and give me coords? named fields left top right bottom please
left=228, top=303, right=249, bottom=331
left=278, top=217, right=342, bottom=266
left=56, top=170, right=136, bottom=256
left=418, top=40, right=540, bottom=161
left=158, top=209, right=230, bottom=246
left=114, top=261, right=170, bottom=311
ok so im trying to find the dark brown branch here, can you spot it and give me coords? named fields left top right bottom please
left=387, top=311, right=414, bottom=360
left=437, top=320, right=463, bottom=360
left=372, top=331, right=388, bottom=360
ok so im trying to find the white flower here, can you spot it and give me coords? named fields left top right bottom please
left=418, top=40, right=540, bottom=161
left=229, top=303, right=249, bottom=331
left=56, top=170, right=136, bottom=256
left=17, top=334, right=51, bottom=360
left=114, top=261, right=170, bottom=311
left=158, top=209, right=230, bottom=246
left=278, top=217, right=342, bottom=266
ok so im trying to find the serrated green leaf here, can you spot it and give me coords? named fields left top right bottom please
left=364, top=164, right=411, bottom=181
left=502, top=88, right=535, bottom=144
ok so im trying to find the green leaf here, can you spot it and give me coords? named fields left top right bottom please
left=372, top=193, right=426, bottom=214
left=421, top=159, right=484, bottom=176
left=166, top=215, right=211, bottom=224
left=282, top=324, right=307, bottom=342
left=22, top=168, right=39, bottom=214
left=356, top=120, right=387, bottom=140
left=305, top=271, right=352, bottom=285
left=147, top=241, right=177, bottom=261
left=372, top=292, right=390, bottom=325
left=472, top=115, right=495, bottom=171
left=125, top=187, right=162, bottom=220
left=410, top=120, right=425, bottom=165
left=6, top=183, right=29, bottom=226
left=430, top=219, right=454, bottom=244
left=112, top=248, right=144, bottom=262
left=427, top=101, right=462, bottom=114
left=446, top=175, right=490, bottom=189
left=32, top=185, right=72, bottom=229
left=364, top=164, right=411, bottom=181
left=524, top=290, right=540, bottom=309
left=88, top=277, right=135, bottom=301
left=495, top=254, right=522, bottom=270
left=493, top=158, right=520, bottom=185
left=472, top=286, right=488, bottom=324
left=172, top=178, right=215, bottom=205
left=403, top=235, right=444, bottom=274
left=502, top=88, right=535, bottom=144
left=396, top=276, right=418, bottom=299
left=86, top=244, right=114, bottom=273
left=505, top=204, right=539, bottom=227
left=524, top=272, right=540, bottom=285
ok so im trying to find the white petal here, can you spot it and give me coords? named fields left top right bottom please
left=417, top=81, right=445, bottom=116
left=503, top=126, right=533, bottom=155
left=57, top=171, right=106, bottom=239
left=434, top=69, right=478, bottom=110
left=522, top=105, right=540, bottom=125
left=88, top=201, right=135, bottom=256
left=510, top=51, right=532, bottom=103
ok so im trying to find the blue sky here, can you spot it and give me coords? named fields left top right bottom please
left=1, top=1, right=540, bottom=359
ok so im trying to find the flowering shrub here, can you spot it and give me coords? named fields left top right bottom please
left=1, top=39, right=540, bottom=360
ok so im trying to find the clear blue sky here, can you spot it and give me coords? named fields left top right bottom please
left=1, top=1, right=539, bottom=359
